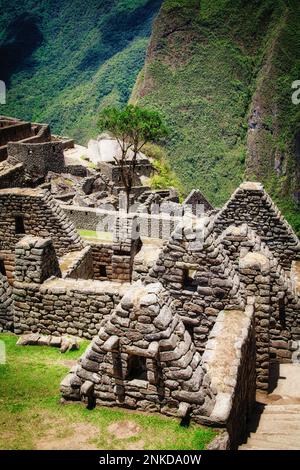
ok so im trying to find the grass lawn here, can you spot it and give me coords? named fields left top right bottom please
left=0, top=333, right=216, bottom=450
left=78, top=230, right=113, bottom=242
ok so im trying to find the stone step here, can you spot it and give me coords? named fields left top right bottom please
left=255, top=423, right=300, bottom=434
left=256, top=414, right=300, bottom=424
left=263, top=405, right=300, bottom=413
left=240, top=441, right=300, bottom=450
left=239, top=364, right=300, bottom=451
left=249, top=433, right=300, bottom=448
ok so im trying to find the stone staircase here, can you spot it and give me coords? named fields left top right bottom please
left=239, top=364, right=300, bottom=450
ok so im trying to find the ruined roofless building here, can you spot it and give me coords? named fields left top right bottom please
left=0, top=181, right=299, bottom=448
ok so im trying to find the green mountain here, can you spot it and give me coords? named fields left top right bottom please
left=0, top=0, right=162, bottom=142
left=132, top=0, right=300, bottom=233
left=1, top=0, right=299, bottom=233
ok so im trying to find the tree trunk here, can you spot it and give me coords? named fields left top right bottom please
left=126, top=189, right=130, bottom=213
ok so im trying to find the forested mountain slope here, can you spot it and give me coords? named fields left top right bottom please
left=0, top=0, right=299, bottom=232
left=0, top=0, right=162, bottom=142
left=132, top=0, right=300, bottom=232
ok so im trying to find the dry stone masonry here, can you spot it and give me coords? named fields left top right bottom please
left=0, top=178, right=299, bottom=449
left=0, top=187, right=83, bottom=280
left=0, top=271, right=13, bottom=331
left=214, top=182, right=300, bottom=270
left=61, top=282, right=216, bottom=420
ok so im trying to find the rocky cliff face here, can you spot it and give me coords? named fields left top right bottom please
left=133, top=0, right=300, bottom=233
left=1, top=0, right=299, bottom=233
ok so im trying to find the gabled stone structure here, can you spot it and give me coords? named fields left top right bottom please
left=183, top=189, right=214, bottom=215
left=61, top=282, right=216, bottom=420
left=214, top=182, right=300, bottom=270
left=0, top=187, right=83, bottom=281
left=218, top=224, right=300, bottom=390
left=145, top=216, right=243, bottom=353
left=0, top=116, right=51, bottom=161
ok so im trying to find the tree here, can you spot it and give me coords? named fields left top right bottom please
left=98, top=105, right=169, bottom=212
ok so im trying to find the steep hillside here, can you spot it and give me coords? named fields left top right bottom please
left=0, top=0, right=162, bottom=142
left=1, top=0, right=299, bottom=233
left=132, top=0, right=300, bottom=233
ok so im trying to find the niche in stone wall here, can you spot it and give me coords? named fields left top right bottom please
left=182, top=268, right=197, bottom=292
left=279, top=297, right=286, bottom=328
left=99, top=265, right=107, bottom=278
left=126, top=355, right=147, bottom=381
left=185, top=323, right=195, bottom=341
left=0, top=259, right=6, bottom=276
left=14, top=214, right=25, bottom=235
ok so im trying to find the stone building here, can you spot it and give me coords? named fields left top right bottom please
left=0, top=116, right=76, bottom=189
left=0, top=187, right=83, bottom=281
left=0, top=180, right=299, bottom=449
left=0, top=116, right=50, bottom=161
left=183, top=189, right=214, bottom=215
left=61, top=282, right=216, bottom=420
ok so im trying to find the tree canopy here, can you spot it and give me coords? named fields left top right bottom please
left=98, top=105, right=169, bottom=211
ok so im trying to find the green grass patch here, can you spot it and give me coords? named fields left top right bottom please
left=78, top=230, right=98, bottom=238
left=78, top=230, right=112, bottom=242
left=0, top=333, right=216, bottom=450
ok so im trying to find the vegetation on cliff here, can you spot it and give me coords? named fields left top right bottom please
left=0, top=0, right=162, bottom=142
left=132, top=0, right=300, bottom=233
left=1, top=0, right=299, bottom=233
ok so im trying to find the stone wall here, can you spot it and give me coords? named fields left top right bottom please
left=0, top=147, right=7, bottom=162
left=0, top=162, right=25, bottom=189
left=0, top=188, right=83, bottom=261
left=13, top=278, right=129, bottom=339
left=111, top=215, right=142, bottom=282
left=183, top=189, right=213, bottom=215
left=99, top=160, right=153, bottom=185
left=15, top=236, right=61, bottom=284
left=0, top=122, right=33, bottom=147
left=61, top=205, right=117, bottom=231
left=11, top=235, right=129, bottom=339
left=214, top=182, right=300, bottom=270
left=61, top=204, right=182, bottom=240
left=18, top=123, right=51, bottom=144
left=218, top=224, right=300, bottom=388
left=7, top=141, right=65, bottom=176
left=113, top=185, right=151, bottom=199
left=64, top=165, right=88, bottom=178
left=0, top=119, right=51, bottom=161
left=90, top=243, right=113, bottom=280
left=52, top=135, right=75, bottom=150
left=0, top=272, right=13, bottom=331
left=62, top=246, right=94, bottom=280
left=61, top=282, right=216, bottom=419
left=202, top=302, right=256, bottom=448
left=146, top=217, right=243, bottom=354
left=238, top=253, right=272, bottom=390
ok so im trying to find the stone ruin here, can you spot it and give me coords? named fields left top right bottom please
left=0, top=116, right=180, bottom=214
left=61, top=282, right=216, bottom=421
left=58, top=182, right=300, bottom=447
left=0, top=120, right=299, bottom=449
left=0, top=116, right=217, bottom=248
